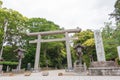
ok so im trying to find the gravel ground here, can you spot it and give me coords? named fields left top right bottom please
left=0, top=70, right=120, bottom=80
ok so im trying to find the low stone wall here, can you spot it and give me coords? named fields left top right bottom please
left=90, top=61, right=117, bottom=67
left=89, top=67, right=120, bottom=76
left=88, top=61, right=120, bottom=76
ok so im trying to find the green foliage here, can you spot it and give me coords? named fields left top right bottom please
left=83, top=38, right=95, bottom=47
left=74, top=30, right=95, bottom=54
left=0, top=8, right=28, bottom=47
left=0, top=61, right=18, bottom=65
left=111, top=0, right=120, bottom=23
left=102, top=22, right=119, bottom=61
left=82, top=54, right=90, bottom=67
left=116, top=58, right=120, bottom=65
left=2, top=46, right=18, bottom=61
left=27, top=18, right=60, bottom=33
left=0, top=28, right=3, bottom=47
left=74, top=29, right=94, bottom=44
left=105, top=0, right=120, bottom=61
left=115, top=0, right=120, bottom=8
left=22, top=18, right=66, bottom=69
left=113, top=23, right=120, bottom=45
left=0, top=0, right=3, bottom=8
left=73, top=29, right=96, bottom=67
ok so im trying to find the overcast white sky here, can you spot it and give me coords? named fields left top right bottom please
left=2, top=0, right=117, bottom=30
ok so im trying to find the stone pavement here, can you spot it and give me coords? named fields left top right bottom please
left=0, top=70, right=120, bottom=80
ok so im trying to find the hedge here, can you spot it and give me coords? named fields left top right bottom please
left=0, top=61, right=18, bottom=65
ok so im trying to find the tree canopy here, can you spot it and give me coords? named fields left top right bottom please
left=111, top=0, right=120, bottom=23
left=0, top=2, right=66, bottom=70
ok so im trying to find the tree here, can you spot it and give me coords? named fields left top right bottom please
left=110, top=0, right=120, bottom=23
left=0, top=8, right=28, bottom=47
left=0, top=0, right=3, bottom=8
left=105, top=0, right=120, bottom=61
left=102, top=22, right=118, bottom=60
left=73, top=29, right=96, bottom=67
left=113, top=23, right=120, bottom=45
left=22, top=18, right=66, bottom=69
left=0, top=4, right=28, bottom=69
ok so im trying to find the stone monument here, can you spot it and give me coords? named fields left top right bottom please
left=27, top=63, right=31, bottom=71
left=94, top=30, right=105, bottom=61
left=88, top=30, right=120, bottom=76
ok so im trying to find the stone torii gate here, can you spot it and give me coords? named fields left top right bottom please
left=27, top=28, right=81, bottom=71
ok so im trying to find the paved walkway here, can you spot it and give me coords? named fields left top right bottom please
left=0, top=70, right=120, bottom=80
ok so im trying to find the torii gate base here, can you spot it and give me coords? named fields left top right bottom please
left=27, top=28, right=81, bottom=72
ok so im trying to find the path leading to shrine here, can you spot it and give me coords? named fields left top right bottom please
left=0, top=69, right=120, bottom=80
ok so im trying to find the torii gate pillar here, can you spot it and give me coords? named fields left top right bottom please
left=65, top=32, right=72, bottom=70
left=34, top=35, right=41, bottom=71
